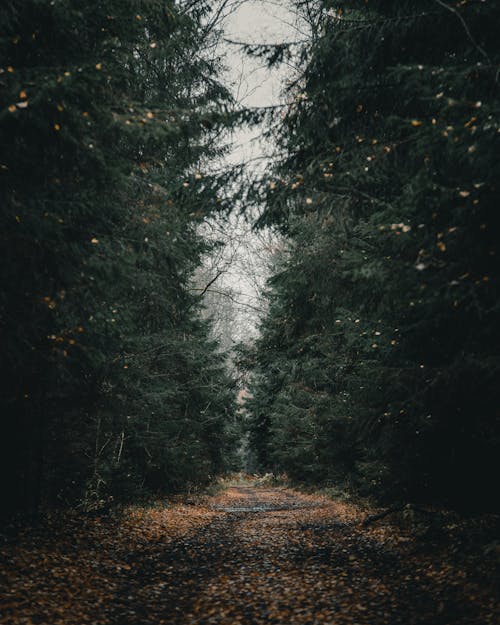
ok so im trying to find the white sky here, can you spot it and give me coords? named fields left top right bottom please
left=198, top=1, right=306, bottom=347
left=223, top=0, right=304, bottom=169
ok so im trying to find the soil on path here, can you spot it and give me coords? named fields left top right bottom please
left=1, top=486, right=498, bottom=624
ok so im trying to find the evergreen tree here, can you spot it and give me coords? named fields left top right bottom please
left=245, top=0, right=500, bottom=509
left=0, top=0, right=237, bottom=513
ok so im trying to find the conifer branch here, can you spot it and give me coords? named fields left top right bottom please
left=434, top=0, right=490, bottom=64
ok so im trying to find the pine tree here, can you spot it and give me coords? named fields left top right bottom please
left=245, top=0, right=500, bottom=509
left=0, top=0, right=237, bottom=513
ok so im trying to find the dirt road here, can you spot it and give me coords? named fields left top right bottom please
left=110, top=486, right=497, bottom=624
left=1, top=486, right=498, bottom=624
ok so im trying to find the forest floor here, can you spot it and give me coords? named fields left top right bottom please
left=1, top=485, right=499, bottom=625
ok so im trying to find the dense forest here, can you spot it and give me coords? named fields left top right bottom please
left=244, top=0, right=500, bottom=511
left=0, top=0, right=240, bottom=515
left=1, top=0, right=499, bottom=520
left=1, top=3, right=499, bottom=624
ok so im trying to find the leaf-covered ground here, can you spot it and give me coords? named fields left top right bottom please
left=1, top=486, right=498, bottom=624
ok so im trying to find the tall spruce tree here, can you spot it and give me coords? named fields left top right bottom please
left=0, top=0, right=237, bottom=513
left=245, top=0, right=500, bottom=509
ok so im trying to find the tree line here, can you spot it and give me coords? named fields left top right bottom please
left=243, top=0, right=500, bottom=511
left=1, top=0, right=499, bottom=516
left=0, top=0, right=241, bottom=514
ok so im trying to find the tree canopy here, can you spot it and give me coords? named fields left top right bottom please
left=0, top=0, right=239, bottom=513
left=244, top=0, right=500, bottom=510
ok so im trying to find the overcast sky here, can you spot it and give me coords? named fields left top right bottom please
left=223, top=0, right=304, bottom=168
left=203, top=1, right=306, bottom=344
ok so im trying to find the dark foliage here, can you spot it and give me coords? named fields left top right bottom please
left=0, top=0, right=238, bottom=514
left=245, top=0, right=500, bottom=510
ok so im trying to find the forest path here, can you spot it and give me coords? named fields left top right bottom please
left=1, top=486, right=497, bottom=625
left=109, top=486, right=496, bottom=625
